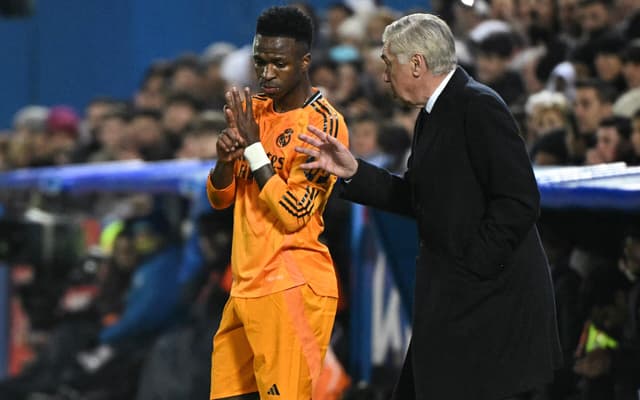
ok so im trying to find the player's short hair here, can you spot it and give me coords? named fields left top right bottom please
left=256, top=6, right=313, bottom=51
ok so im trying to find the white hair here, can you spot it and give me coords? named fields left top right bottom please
left=381, top=13, right=456, bottom=75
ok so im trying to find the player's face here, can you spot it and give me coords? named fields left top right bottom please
left=253, top=34, right=309, bottom=101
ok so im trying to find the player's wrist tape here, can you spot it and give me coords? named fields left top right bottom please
left=244, top=142, right=271, bottom=172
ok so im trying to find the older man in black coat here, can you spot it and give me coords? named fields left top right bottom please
left=297, top=13, right=562, bottom=400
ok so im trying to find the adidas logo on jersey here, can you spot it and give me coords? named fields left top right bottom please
left=267, top=383, right=280, bottom=396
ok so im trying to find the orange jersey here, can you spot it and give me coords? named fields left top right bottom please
left=206, top=90, right=349, bottom=298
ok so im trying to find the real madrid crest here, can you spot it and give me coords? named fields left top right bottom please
left=276, top=128, right=293, bottom=148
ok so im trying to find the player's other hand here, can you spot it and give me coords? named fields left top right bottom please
left=226, top=86, right=260, bottom=145
left=296, top=125, right=358, bottom=179
left=217, top=127, right=246, bottom=163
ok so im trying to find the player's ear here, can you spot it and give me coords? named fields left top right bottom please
left=301, top=52, right=311, bottom=72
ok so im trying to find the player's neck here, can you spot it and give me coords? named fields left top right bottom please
left=273, top=81, right=313, bottom=113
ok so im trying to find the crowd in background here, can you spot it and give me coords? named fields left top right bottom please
left=1, top=0, right=640, bottom=399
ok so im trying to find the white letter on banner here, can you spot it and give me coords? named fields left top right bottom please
left=371, top=250, right=404, bottom=365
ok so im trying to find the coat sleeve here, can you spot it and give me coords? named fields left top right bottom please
left=462, top=89, right=540, bottom=278
left=340, top=159, right=414, bottom=218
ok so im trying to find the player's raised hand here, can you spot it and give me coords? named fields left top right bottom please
left=295, top=125, right=358, bottom=179
left=227, top=86, right=260, bottom=145
left=216, top=126, right=246, bottom=163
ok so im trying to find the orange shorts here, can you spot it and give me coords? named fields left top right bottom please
left=210, top=284, right=337, bottom=400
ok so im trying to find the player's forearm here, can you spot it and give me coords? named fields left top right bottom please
left=253, top=164, right=275, bottom=189
left=210, top=160, right=235, bottom=189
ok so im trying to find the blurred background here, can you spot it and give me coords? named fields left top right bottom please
left=0, top=0, right=426, bottom=127
left=1, top=0, right=640, bottom=399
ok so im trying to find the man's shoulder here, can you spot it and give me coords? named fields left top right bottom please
left=461, top=77, right=507, bottom=110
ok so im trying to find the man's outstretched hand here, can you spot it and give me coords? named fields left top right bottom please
left=296, top=125, right=358, bottom=179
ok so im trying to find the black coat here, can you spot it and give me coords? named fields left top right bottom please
left=341, top=67, right=562, bottom=400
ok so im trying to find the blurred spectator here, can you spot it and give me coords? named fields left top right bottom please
left=547, top=61, right=578, bottom=102
left=490, top=0, right=518, bottom=25
left=310, top=58, right=339, bottom=100
left=134, top=208, right=233, bottom=400
left=88, top=109, right=133, bottom=163
left=475, top=31, right=526, bottom=106
left=539, top=223, right=583, bottom=400
left=569, top=79, right=616, bottom=164
left=518, top=0, right=561, bottom=48
left=94, top=212, right=181, bottom=347
left=162, top=92, right=202, bottom=150
left=585, top=115, right=634, bottom=164
left=333, top=60, right=370, bottom=119
left=175, top=111, right=225, bottom=160
left=530, top=127, right=572, bottom=165
left=348, top=113, right=384, bottom=164
left=134, top=62, right=171, bottom=111
left=625, top=9, right=640, bottom=40
left=81, top=97, right=119, bottom=144
left=558, top=0, right=583, bottom=41
left=610, top=226, right=640, bottom=398
left=525, top=90, right=571, bottom=144
left=519, top=47, right=547, bottom=96
left=364, top=8, right=397, bottom=47
left=571, top=0, right=614, bottom=78
left=169, top=54, right=206, bottom=101
left=392, top=105, right=420, bottom=138
left=323, top=3, right=355, bottom=48
left=200, top=41, right=236, bottom=110
left=128, top=109, right=172, bottom=161
left=30, top=105, right=80, bottom=167
left=452, top=0, right=489, bottom=38
left=75, top=98, right=128, bottom=163
left=220, top=45, right=254, bottom=89
left=335, top=14, right=367, bottom=49
left=8, top=105, right=49, bottom=169
left=361, top=46, right=395, bottom=118
left=614, top=0, right=640, bottom=25
left=376, top=122, right=411, bottom=173
left=13, top=105, right=48, bottom=137
left=94, top=231, right=138, bottom=327
left=594, top=33, right=628, bottom=94
left=613, top=41, right=640, bottom=118
left=574, top=262, right=630, bottom=400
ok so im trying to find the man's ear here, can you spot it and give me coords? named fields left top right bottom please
left=411, top=54, right=424, bottom=77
